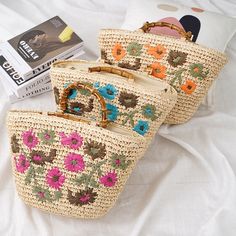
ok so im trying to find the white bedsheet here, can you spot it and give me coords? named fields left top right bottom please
left=0, top=0, right=236, bottom=235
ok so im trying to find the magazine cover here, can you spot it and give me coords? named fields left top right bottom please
left=8, top=16, right=83, bottom=69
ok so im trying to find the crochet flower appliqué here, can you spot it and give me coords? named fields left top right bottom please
left=112, top=43, right=126, bottom=61
left=22, top=130, right=39, bottom=150
left=98, top=84, right=118, bottom=100
left=64, top=153, right=85, bottom=172
left=68, top=188, right=98, bottom=206
left=84, top=141, right=106, bottom=160
left=133, top=120, right=149, bottom=136
left=99, top=171, right=117, bottom=187
left=59, top=132, right=83, bottom=150
left=38, top=130, right=55, bottom=144
left=106, top=103, right=119, bottom=121
left=46, top=167, right=65, bottom=190
left=15, top=154, right=30, bottom=173
left=127, top=42, right=142, bottom=56
left=167, top=50, right=187, bottom=67
left=118, top=91, right=138, bottom=108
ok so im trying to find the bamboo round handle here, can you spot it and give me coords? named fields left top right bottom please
left=88, top=66, right=135, bottom=81
left=60, top=82, right=108, bottom=128
left=140, top=21, right=192, bottom=41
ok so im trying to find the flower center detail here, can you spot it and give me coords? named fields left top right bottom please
left=107, top=89, right=113, bottom=95
left=116, top=49, right=121, bottom=55
left=52, top=175, right=59, bottom=182
left=71, top=160, right=78, bottom=166
left=173, top=56, right=181, bottom=63
left=21, top=160, right=26, bottom=167
left=27, top=136, right=33, bottom=143
left=140, top=125, right=144, bottom=131
left=90, top=148, right=99, bottom=155
left=80, top=194, right=91, bottom=203
left=107, top=177, right=113, bottom=183
left=115, top=159, right=121, bottom=165
left=71, top=138, right=78, bottom=144
left=38, top=191, right=45, bottom=198
left=33, top=155, right=42, bottom=161
left=154, top=68, right=161, bottom=73
left=44, top=134, right=51, bottom=140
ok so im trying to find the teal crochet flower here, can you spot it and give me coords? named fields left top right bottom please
left=64, top=83, right=78, bottom=99
left=98, top=84, right=117, bottom=100
left=106, top=103, right=119, bottom=121
left=133, top=120, right=149, bottom=136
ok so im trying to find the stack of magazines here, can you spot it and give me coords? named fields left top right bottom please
left=0, top=16, right=84, bottom=102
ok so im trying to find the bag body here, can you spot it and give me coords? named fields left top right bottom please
left=50, top=60, right=177, bottom=143
left=98, top=22, right=227, bottom=124
left=7, top=83, right=145, bottom=219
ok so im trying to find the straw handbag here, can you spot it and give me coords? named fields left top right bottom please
left=50, top=60, right=177, bottom=144
left=98, top=21, right=227, bottom=124
left=7, top=82, right=146, bottom=219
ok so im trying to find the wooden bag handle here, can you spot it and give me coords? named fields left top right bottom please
left=140, top=21, right=192, bottom=41
left=59, top=82, right=108, bottom=128
left=88, top=66, right=135, bottom=81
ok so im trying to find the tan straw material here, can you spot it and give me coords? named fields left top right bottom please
left=50, top=60, right=177, bottom=144
left=98, top=21, right=227, bottom=124
left=7, top=83, right=146, bottom=219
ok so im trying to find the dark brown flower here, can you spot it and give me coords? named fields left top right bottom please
left=11, top=134, right=20, bottom=153
left=84, top=141, right=106, bottom=160
left=167, top=50, right=187, bottom=67
left=53, top=87, right=60, bottom=105
left=118, top=92, right=138, bottom=108
left=30, top=150, right=46, bottom=165
left=68, top=188, right=97, bottom=206
left=30, top=149, right=56, bottom=165
left=118, top=58, right=141, bottom=71
left=68, top=98, right=94, bottom=116
left=44, top=149, right=57, bottom=163
left=101, top=49, right=113, bottom=65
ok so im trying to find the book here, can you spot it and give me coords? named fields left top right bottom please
left=0, top=47, right=84, bottom=97
left=0, top=50, right=85, bottom=103
left=0, top=16, right=84, bottom=100
left=2, top=16, right=83, bottom=80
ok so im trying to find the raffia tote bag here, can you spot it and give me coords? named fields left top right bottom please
left=7, top=82, right=146, bottom=219
left=98, top=21, right=228, bottom=124
left=50, top=60, right=177, bottom=144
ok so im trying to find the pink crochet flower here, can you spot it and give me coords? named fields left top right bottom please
left=15, top=154, right=30, bottom=173
left=99, top=171, right=117, bottom=187
left=64, top=153, right=85, bottom=172
left=22, top=130, right=38, bottom=150
left=59, top=132, right=83, bottom=150
left=46, top=167, right=65, bottom=190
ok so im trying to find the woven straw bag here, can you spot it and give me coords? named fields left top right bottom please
left=7, top=82, right=146, bottom=219
left=98, top=21, right=228, bottom=124
left=50, top=60, right=177, bottom=144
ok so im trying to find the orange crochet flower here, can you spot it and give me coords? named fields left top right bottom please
left=149, top=63, right=167, bottom=79
left=146, top=44, right=166, bottom=59
left=112, top=43, right=126, bottom=61
left=181, top=80, right=197, bottom=94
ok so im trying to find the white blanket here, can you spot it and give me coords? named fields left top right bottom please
left=0, top=0, right=236, bottom=235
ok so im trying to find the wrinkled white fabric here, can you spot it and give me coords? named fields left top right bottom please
left=0, top=0, right=235, bottom=235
